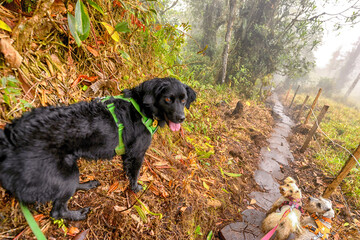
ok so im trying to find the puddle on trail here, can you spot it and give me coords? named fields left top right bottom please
left=220, top=93, right=296, bottom=240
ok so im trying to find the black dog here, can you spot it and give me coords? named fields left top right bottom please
left=0, top=77, right=196, bottom=220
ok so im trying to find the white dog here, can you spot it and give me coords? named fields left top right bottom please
left=296, top=196, right=334, bottom=240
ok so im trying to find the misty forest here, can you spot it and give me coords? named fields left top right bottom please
left=0, top=0, right=360, bottom=239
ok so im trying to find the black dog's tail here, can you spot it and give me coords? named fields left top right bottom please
left=0, top=129, right=9, bottom=162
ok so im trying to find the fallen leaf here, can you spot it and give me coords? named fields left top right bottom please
left=101, top=22, right=120, bottom=42
left=85, top=45, right=99, bottom=57
left=0, top=20, right=12, bottom=32
left=0, top=38, right=23, bottom=68
left=180, top=206, right=187, bottom=212
left=81, top=175, right=95, bottom=181
left=130, top=213, right=141, bottom=223
left=73, top=229, right=90, bottom=240
left=114, top=205, right=131, bottom=214
left=250, top=199, right=257, bottom=205
left=207, top=199, right=222, bottom=208
left=203, top=181, right=210, bottom=190
left=67, top=226, right=80, bottom=236
left=33, top=214, right=45, bottom=222
left=354, top=218, right=359, bottom=224
left=108, top=181, right=119, bottom=194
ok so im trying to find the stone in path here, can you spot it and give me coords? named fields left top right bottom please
left=260, top=147, right=289, bottom=166
left=258, top=157, right=284, bottom=180
left=249, top=191, right=281, bottom=211
left=220, top=222, right=263, bottom=240
left=254, top=170, right=280, bottom=192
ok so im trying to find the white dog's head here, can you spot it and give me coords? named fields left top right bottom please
left=279, top=177, right=302, bottom=199
left=306, top=196, right=334, bottom=218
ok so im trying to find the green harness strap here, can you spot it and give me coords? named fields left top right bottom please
left=101, top=95, right=158, bottom=155
left=20, top=202, right=47, bottom=240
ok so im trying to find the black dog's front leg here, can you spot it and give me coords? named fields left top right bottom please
left=76, top=180, right=100, bottom=191
left=123, top=153, right=145, bottom=192
left=51, top=197, right=90, bottom=221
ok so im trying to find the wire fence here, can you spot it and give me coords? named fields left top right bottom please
left=308, top=107, right=360, bottom=167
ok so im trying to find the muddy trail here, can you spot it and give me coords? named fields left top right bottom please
left=220, top=93, right=295, bottom=240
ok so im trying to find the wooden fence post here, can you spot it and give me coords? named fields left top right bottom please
left=323, top=144, right=360, bottom=198
left=304, top=88, right=322, bottom=125
left=284, top=85, right=292, bottom=102
left=289, top=85, right=300, bottom=109
left=296, top=95, right=309, bottom=121
left=300, top=105, right=329, bottom=153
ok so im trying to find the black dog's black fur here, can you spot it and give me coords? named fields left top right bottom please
left=0, top=77, right=196, bottom=220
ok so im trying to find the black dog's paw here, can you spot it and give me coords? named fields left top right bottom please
left=68, top=207, right=91, bottom=221
left=131, top=183, right=143, bottom=193
left=51, top=207, right=91, bottom=221
left=77, top=180, right=100, bottom=191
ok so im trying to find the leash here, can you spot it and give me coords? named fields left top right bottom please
left=261, top=199, right=303, bottom=240
left=261, top=208, right=291, bottom=240
left=19, top=202, right=47, bottom=240
left=303, top=213, right=331, bottom=240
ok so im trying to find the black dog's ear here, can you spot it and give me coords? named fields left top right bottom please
left=184, top=84, right=196, bottom=109
left=143, top=94, right=155, bottom=105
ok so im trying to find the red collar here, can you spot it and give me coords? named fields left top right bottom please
left=280, top=200, right=304, bottom=214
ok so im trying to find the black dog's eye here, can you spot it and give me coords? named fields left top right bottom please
left=317, top=203, right=321, bottom=208
left=165, top=97, right=171, bottom=103
left=181, top=99, right=186, bottom=104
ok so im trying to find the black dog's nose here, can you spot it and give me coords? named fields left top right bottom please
left=176, top=115, right=185, bottom=123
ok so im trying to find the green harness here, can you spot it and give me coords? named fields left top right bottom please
left=101, top=95, right=158, bottom=155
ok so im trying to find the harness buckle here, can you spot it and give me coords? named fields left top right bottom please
left=315, top=232, right=324, bottom=239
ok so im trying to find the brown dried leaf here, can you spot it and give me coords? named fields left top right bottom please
left=0, top=38, right=23, bottom=68
left=108, top=181, right=119, bottom=194
left=18, top=70, right=34, bottom=99
left=73, top=229, right=90, bottom=240
left=33, top=214, right=45, bottom=222
left=207, top=198, right=222, bottom=208
left=86, top=45, right=99, bottom=57
left=114, top=205, right=131, bottom=214
left=67, top=226, right=80, bottom=236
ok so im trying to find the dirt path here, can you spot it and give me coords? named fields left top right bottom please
left=220, top=93, right=296, bottom=240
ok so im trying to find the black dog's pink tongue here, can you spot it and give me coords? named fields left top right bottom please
left=168, top=121, right=181, bottom=131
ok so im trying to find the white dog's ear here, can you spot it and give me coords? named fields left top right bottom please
left=284, top=176, right=296, bottom=184
left=323, top=208, right=335, bottom=218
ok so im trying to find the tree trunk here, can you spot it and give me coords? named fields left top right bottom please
left=217, top=0, right=237, bottom=84
left=344, top=72, right=360, bottom=99
left=335, top=38, right=360, bottom=90
left=201, top=0, right=224, bottom=60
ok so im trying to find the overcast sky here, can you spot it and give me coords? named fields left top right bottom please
left=315, top=24, right=360, bottom=68
left=314, top=0, right=360, bottom=68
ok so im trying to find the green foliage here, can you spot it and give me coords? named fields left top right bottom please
left=85, top=0, right=104, bottom=15
left=115, top=22, right=131, bottom=33
left=1, top=76, right=32, bottom=113
left=316, top=77, right=336, bottom=97
left=52, top=218, right=68, bottom=235
left=68, top=0, right=91, bottom=46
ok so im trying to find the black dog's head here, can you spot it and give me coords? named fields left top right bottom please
left=124, top=77, right=196, bottom=131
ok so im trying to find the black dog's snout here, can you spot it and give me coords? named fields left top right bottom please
left=176, top=115, right=185, bottom=123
